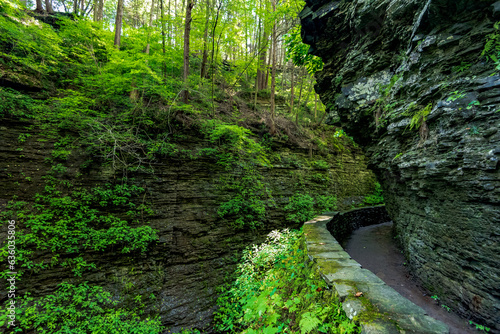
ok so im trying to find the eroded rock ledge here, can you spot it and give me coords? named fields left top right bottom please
left=304, top=209, right=449, bottom=333
left=300, top=0, right=500, bottom=331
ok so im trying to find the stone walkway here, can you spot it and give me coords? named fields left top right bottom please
left=304, top=214, right=449, bottom=334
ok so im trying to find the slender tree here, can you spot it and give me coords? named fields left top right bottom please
left=35, top=0, right=44, bottom=12
left=269, top=0, right=277, bottom=134
left=45, top=0, right=53, bottom=13
left=160, top=0, right=167, bottom=78
left=96, top=0, right=104, bottom=21
left=200, top=0, right=211, bottom=79
left=253, top=0, right=262, bottom=110
left=210, top=0, right=222, bottom=113
left=144, top=0, right=155, bottom=54
left=114, top=0, right=124, bottom=49
left=182, top=0, right=195, bottom=103
left=290, top=64, right=294, bottom=114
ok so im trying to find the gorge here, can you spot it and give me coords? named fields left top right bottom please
left=0, top=0, right=499, bottom=332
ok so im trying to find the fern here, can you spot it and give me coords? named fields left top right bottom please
left=409, top=103, right=432, bottom=131
left=481, top=21, right=500, bottom=63
left=299, top=312, right=322, bottom=334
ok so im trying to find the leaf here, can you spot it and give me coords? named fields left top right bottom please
left=263, top=326, right=280, bottom=334
left=299, top=312, right=321, bottom=334
left=355, top=292, right=363, bottom=297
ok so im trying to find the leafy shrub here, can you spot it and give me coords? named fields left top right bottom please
left=214, top=229, right=359, bottom=334
left=0, top=0, right=63, bottom=82
left=285, top=193, right=315, bottom=223
left=217, top=165, right=273, bottom=230
left=284, top=26, right=324, bottom=74
left=201, top=119, right=269, bottom=166
left=313, top=160, right=330, bottom=170
left=0, top=88, right=38, bottom=119
left=285, top=193, right=337, bottom=223
left=0, top=179, right=157, bottom=278
left=218, top=196, right=266, bottom=230
left=315, top=195, right=338, bottom=213
left=363, top=182, right=384, bottom=205
left=0, top=282, right=163, bottom=333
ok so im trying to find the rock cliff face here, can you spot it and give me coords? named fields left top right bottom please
left=0, top=118, right=375, bottom=332
left=301, top=0, right=500, bottom=330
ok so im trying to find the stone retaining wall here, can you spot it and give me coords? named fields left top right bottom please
left=325, top=206, right=391, bottom=244
left=304, top=209, right=449, bottom=333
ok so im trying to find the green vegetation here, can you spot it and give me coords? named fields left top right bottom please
left=217, top=164, right=273, bottom=230
left=0, top=282, right=163, bottom=333
left=408, top=103, right=432, bottom=131
left=481, top=21, right=500, bottom=69
left=284, top=26, right=324, bottom=74
left=0, top=166, right=158, bottom=331
left=363, top=182, right=384, bottom=206
left=452, top=62, right=472, bottom=73
left=469, top=321, right=491, bottom=332
left=284, top=193, right=337, bottom=223
left=447, top=91, right=466, bottom=102
left=393, top=153, right=403, bottom=161
left=369, top=74, right=402, bottom=129
left=0, top=177, right=156, bottom=278
left=214, top=229, right=359, bottom=334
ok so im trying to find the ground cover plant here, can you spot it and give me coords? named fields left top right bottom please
left=214, top=229, right=359, bottom=334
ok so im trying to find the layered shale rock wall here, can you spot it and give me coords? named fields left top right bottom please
left=0, top=118, right=375, bottom=332
left=300, top=0, right=500, bottom=330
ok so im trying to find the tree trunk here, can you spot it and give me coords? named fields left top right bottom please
left=144, top=0, right=155, bottom=54
left=160, top=0, right=166, bottom=78
left=45, top=0, right=53, bottom=13
left=95, top=0, right=104, bottom=21
left=315, top=93, right=319, bottom=121
left=182, top=0, right=194, bottom=104
left=316, top=107, right=328, bottom=128
left=303, top=75, right=314, bottom=110
left=114, top=0, right=124, bottom=49
left=256, top=39, right=267, bottom=90
left=269, top=0, right=277, bottom=135
left=167, top=0, right=171, bottom=47
left=83, top=0, right=92, bottom=16
left=297, top=68, right=305, bottom=109
left=265, top=41, right=272, bottom=90
left=254, top=0, right=263, bottom=103
left=210, top=0, right=221, bottom=114
left=200, top=0, right=210, bottom=79
left=290, top=65, right=294, bottom=114
left=36, top=0, right=44, bottom=12
left=73, top=0, right=78, bottom=14
left=281, top=61, right=285, bottom=93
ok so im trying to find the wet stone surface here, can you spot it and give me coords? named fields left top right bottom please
left=345, top=222, right=476, bottom=334
left=303, top=209, right=449, bottom=334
